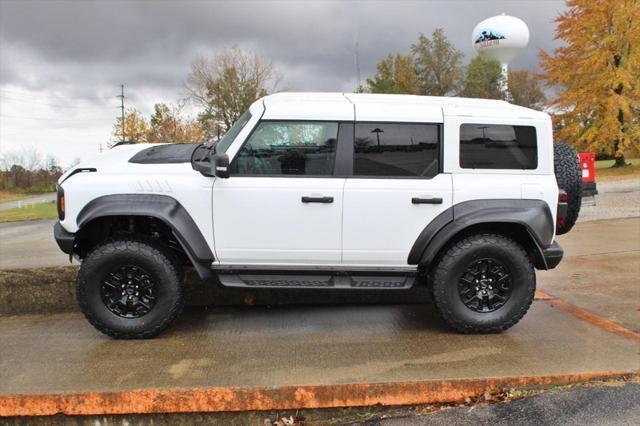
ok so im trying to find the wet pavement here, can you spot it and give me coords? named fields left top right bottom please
left=0, top=299, right=638, bottom=396
left=538, top=217, right=640, bottom=331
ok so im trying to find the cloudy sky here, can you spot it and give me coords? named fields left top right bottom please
left=0, top=0, right=567, bottom=167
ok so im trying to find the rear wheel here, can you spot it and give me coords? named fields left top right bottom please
left=76, top=237, right=184, bottom=339
left=431, top=233, right=535, bottom=333
left=554, top=143, right=582, bottom=235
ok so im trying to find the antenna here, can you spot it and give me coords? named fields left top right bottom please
left=352, top=3, right=361, bottom=88
left=116, top=84, right=125, bottom=143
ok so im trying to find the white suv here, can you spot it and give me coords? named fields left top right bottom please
left=54, top=93, right=580, bottom=339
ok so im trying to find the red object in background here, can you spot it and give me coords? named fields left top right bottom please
left=579, top=153, right=597, bottom=196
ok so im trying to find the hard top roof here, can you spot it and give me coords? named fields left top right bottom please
left=260, top=92, right=548, bottom=121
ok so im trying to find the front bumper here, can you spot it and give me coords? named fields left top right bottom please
left=542, top=241, right=564, bottom=269
left=53, top=221, right=75, bottom=255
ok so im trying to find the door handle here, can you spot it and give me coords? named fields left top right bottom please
left=301, top=196, right=334, bottom=203
left=412, top=197, right=443, bottom=205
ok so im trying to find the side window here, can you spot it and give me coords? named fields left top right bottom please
left=353, top=123, right=440, bottom=177
left=232, top=121, right=338, bottom=176
left=460, top=124, right=538, bottom=169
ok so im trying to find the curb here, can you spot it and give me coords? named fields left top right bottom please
left=1, top=371, right=635, bottom=417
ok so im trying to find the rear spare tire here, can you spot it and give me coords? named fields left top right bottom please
left=554, top=143, right=582, bottom=235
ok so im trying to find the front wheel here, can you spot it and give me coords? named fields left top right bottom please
left=76, top=237, right=184, bottom=339
left=431, top=233, right=535, bottom=334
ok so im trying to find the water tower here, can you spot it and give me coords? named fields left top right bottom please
left=472, top=14, right=529, bottom=98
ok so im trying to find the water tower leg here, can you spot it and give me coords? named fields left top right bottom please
left=500, top=63, right=511, bottom=101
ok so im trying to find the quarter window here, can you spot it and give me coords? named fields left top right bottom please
left=460, top=124, right=538, bottom=169
left=353, top=123, right=440, bottom=177
left=232, top=121, right=338, bottom=175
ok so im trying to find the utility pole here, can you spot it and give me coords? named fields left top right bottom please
left=117, top=84, right=125, bottom=143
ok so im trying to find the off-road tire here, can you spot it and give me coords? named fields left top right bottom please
left=554, top=143, right=582, bottom=235
left=76, top=237, right=184, bottom=339
left=432, top=233, right=535, bottom=334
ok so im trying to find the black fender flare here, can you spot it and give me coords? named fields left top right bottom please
left=76, top=194, right=214, bottom=278
left=408, top=199, right=555, bottom=269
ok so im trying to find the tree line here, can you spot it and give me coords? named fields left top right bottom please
left=356, top=28, right=546, bottom=111
left=114, top=0, right=637, bottom=166
left=0, top=150, right=66, bottom=193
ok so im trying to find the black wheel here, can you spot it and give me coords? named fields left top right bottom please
left=554, top=143, right=582, bottom=235
left=76, top=237, right=184, bottom=339
left=431, top=233, right=535, bottom=334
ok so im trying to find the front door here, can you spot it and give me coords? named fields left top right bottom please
left=342, top=122, right=453, bottom=266
left=213, top=120, right=345, bottom=265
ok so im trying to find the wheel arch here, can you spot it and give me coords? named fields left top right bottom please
left=409, top=199, right=555, bottom=271
left=75, top=194, right=214, bottom=278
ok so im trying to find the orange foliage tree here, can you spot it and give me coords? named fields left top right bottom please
left=540, top=0, right=639, bottom=166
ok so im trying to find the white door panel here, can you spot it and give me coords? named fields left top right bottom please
left=342, top=174, right=453, bottom=266
left=213, top=177, right=345, bottom=264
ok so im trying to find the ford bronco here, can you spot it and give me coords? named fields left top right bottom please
left=54, top=93, right=582, bottom=338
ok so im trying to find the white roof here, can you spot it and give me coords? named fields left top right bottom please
left=260, top=92, right=548, bottom=122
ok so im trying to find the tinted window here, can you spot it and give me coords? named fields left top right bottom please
left=232, top=121, right=338, bottom=175
left=353, top=123, right=439, bottom=177
left=460, top=124, right=537, bottom=169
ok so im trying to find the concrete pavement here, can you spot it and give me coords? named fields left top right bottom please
left=538, top=217, right=640, bottom=331
left=0, top=299, right=638, bottom=415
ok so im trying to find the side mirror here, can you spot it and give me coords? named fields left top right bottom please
left=212, top=153, right=230, bottom=179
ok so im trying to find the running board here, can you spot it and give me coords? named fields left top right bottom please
left=217, top=272, right=416, bottom=290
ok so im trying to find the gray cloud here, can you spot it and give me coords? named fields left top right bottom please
left=0, top=0, right=567, bottom=164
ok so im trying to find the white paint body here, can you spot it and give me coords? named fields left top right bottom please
left=59, top=93, right=558, bottom=269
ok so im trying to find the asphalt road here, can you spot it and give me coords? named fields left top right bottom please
left=0, top=219, right=69, bottom=270
left=0, top=193, right=56, bottom=211
left=381, top=382, right=640, bottom=426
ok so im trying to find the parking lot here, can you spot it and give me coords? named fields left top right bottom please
left=0, top=180, right=638, bottom=417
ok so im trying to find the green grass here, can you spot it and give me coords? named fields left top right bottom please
left=594, top=158, right=640, bottom=180
left=0, top=201, right=58, bottom=223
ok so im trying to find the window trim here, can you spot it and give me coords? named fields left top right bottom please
left=229, top=119, right=348, bottom=178
left=458, top=123, right=538, bottom=170
left=348, top=121, right=442, bottom=180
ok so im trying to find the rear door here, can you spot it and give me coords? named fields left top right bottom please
left=342, top=120, right=453, bottom=266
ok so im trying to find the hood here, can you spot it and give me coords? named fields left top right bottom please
left=57, top=143, right=170, bottom=184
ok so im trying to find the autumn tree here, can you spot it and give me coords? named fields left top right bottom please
left=147, top=103, right=204, bottom=144
left=362, top=53, right=418, bottom=94
left=411, top=28, right=465, bottom=96
left=540, top=0, right=639, bottom=166
left=508, top=70, right=546, bottom=110
left=185, top=47, right=280, bottom=139
left=111, top=108, right=149, bottom=145
left=460, top=56, right=503, bottom=99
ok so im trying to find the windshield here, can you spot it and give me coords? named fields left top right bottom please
left=213, top=110, right=252, bottom=153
